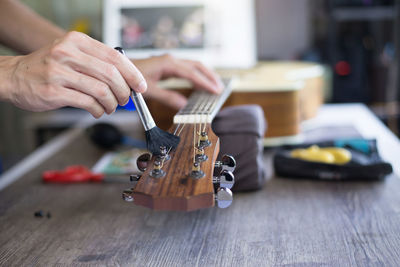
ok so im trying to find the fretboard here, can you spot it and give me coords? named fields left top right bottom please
left=173, top=78, right=232, bottom=124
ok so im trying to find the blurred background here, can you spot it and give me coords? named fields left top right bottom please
left=0, top=0, right=399, bottom=173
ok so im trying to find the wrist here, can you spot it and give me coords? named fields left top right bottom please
left=0, top=56, right=20, bottom=102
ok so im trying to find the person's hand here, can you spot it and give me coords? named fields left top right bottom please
left=0, top=31, right=147, bottom=118
left=132, top=54, right=223, bottom=109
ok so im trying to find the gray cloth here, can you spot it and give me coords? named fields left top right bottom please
left=212, top=105, right=267, bottom=192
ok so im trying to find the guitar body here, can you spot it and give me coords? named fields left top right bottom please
left=147, top=61, right=325, bottom=141
left=132, top=124, right=219, bottom=211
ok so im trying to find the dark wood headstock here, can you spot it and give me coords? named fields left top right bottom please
left=129, top=124, right=219, bottom=211
left=122, top=79, right=234, bottom=211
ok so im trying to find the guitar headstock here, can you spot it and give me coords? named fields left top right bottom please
left=122, top=123, right=236, bottom=211
left=123, top=78, right=235, bottom=211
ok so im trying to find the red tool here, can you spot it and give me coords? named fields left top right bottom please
left=42, top=165, right=104, bottom=183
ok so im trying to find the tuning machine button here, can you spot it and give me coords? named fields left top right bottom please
left=215, top=155, right=236, bottom=173
left=215, top=187, right=233, bottom=208
left=122, top=188, right=134, bottom=202
left=213, top=170, right=234, bottom=189
left=137, top=153, right=151, bottom=172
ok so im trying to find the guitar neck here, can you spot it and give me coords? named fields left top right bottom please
left=173, top=78, right=232, bottom=124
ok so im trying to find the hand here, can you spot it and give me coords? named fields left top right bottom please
left=132, top=54, right=223, bottom=110
left=0, top=31, right=147, bottom=118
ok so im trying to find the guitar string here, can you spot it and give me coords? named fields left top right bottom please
left=161, top=90, right=220, bottom=167
left=195, top=97, right=203, bottom=162
left=160, top=121, right=184, bottom=168
left=197, top=93, right=208, bottom=160
left=202, top=94, right=212, bottom=133
left=197, top=93, right=209, bottom=151
left=156, top=123, right=183, bottom=168
left=197, top=93, right=208, bottom=147
left=196, top=93, right=212, bottom=155
left=177, top=123, right=186, bottom=136
left=199, top=93, right=215, bottom=136
left=197, top=96, right=204, bottom=139
left=193, top=119, right=196, bottom=163
left=173, top=123, right=181, bottom=135
left=184, top=92, right=200, bottom=160
left=161, top=115, right=190, bottom=167
left=156, top=95, right=196, bottom=168
left=161, top=126, right=181, bottom=167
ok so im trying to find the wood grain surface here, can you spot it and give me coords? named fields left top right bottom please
left=132, top=124, right=219, bottom=211
left=1, top=130, right=400, bottom=266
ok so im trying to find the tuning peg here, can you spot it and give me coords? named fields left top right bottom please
left=157, top=146, right=170, bottom=161
left=190, top=161, right=205, bottom=179
left=215, top=187, right=233, bottom=208
left=195, top=147, right=208, bottom=162
left=122, top=188, right=134, bottom=202
left=213, top=170, right=234, bottom=189
left=215, top=155, right=236, bottom=173
left=150, top=160, right=166, bottom=178
left=199, top=131, right=211, bottom=147
left=137, top=153, right=151, bottom=172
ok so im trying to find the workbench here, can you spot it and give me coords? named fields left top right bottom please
left=0, top=104, right=399, bottom=266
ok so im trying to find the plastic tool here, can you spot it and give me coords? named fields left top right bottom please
left=42, top=165, right=104, bottom=183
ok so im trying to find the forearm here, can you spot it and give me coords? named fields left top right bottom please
left=0, top=0, right=66, bottom=54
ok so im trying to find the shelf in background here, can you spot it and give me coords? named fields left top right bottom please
left=332, top=6, right=395, bottom=21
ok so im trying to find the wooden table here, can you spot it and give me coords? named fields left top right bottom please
left=0, top=104, right=399, bottom=266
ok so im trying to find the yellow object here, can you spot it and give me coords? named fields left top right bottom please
left=291, top=145, right=351, bottom=165
left=321, top=147, right=352, bottom=164
left=70, top=18, right=90, bottom=35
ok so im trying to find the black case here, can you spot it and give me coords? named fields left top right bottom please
left=274, top=139, right=393, bottom=180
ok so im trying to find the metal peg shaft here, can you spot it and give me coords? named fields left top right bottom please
left=215, top=155, right=236, bottom=173
left=213, top=170, right=234, bottom=189
left=130, top=174, right=141, bottom=182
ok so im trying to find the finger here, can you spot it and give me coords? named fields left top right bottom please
left=164, top=59, right=219, bottom=94
left=66, top=32, right=147, bottom=93
left=144, top=83, right=187, bottom=110
left=184, top=60, right=223, bottom=93
left=61, top=69, right=118, bottom=114
left=57, top=87, right=105, bottom=118
left=65, top=49, right=131, bottom=105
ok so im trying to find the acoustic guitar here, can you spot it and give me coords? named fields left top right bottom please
left=147, top=62, right=325, bottom=145
left=122, top=79, right=236, bottom=211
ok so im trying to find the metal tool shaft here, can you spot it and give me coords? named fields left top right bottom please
left=131, top=91, right=156, bottom=131
left=114, top=47, right=156, bottom=131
